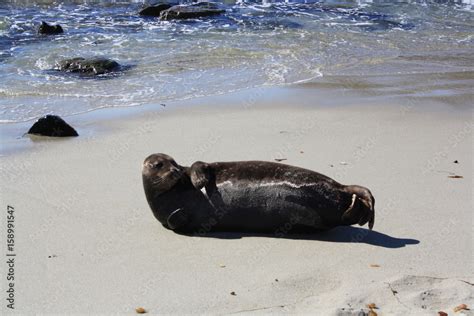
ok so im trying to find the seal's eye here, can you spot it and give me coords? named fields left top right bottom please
left=153, top=162, right=163, bottom=169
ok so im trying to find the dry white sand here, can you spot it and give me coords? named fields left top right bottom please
left=0, top=87, right=472, bottom=315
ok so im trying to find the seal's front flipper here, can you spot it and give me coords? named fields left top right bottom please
left=190, top=161, right=212, bottom=190
left=167, top=208, right=189, bottom=230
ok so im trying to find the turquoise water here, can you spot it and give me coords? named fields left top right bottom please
left=0, top=0, right=473, bottom=122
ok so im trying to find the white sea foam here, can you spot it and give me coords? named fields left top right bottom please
left=0, top=1, right=472, bottom=123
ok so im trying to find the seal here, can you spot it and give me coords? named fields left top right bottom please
left=142, top=153, right=375, bottom=234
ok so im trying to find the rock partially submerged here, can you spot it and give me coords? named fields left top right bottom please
left=28, top=115, right=78, bottom=137
left=38, top=21, right=63, bottom=35
left=56, top=57, right=121, bottom=76
left=360, top=19, right=413, bottom=31
left=139, top=4, right=172, bottom=17
left=160, top=2, right=225, bottom=20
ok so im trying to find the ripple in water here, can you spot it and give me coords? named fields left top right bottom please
left=0, top=0, right=473, bottom=122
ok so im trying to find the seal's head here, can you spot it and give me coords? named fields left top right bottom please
left=142, top=153, right=184, bottom=194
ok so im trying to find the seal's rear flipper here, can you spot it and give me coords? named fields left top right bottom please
left=342, top=185, right=375, bottom=230
left=167, top=208, right=189, bottom=230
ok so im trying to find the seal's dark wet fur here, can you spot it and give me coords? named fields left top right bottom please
left=142, top=153, right=375, bottom=234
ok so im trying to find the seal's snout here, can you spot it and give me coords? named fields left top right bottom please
left=169, top=166, right=184, bottom=179
left=142, top=158, right=152, bottom=171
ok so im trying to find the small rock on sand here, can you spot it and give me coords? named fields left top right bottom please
left=27, top=115, right=78, bottom=137
left=135, top=307, right=147, bottom=314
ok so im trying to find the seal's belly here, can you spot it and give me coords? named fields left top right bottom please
left=207, top=180, right=339, bottom=231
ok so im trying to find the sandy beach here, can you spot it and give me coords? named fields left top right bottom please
left=0, top=85, right=472, bottom=315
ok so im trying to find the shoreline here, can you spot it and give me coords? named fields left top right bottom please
left=1, top=77, right=471, bottom=156
left=0, top=83, right=472, bottom=314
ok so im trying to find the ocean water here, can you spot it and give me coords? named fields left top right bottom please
left=0, top=0, right=472, bottom=123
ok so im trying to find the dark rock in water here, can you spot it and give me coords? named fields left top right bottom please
left=139, top=4, right=172, bottom=17
left=360, top=19, right=412, bottom=31
left=160, top=2, right=225, bottom=20
left=56, top=57, right=120, bottom=75
left=28, top=115, right=78, bottom=137
left=38, top=21, right=63, bottom=35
